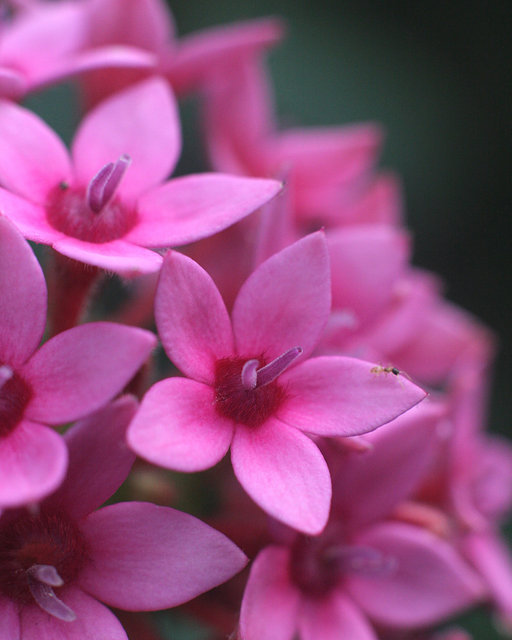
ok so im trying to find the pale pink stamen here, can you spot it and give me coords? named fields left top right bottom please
left=86, top=153, right=132, bottom=213
left=326, top=545, right=397, bottom=577
left=255, top=346, right=302, bottom=387
left=0, top=364, right=13, bottom=391
left=241, top=359, right=259, bottom=390
left=27, top=563, right=76, bottom=622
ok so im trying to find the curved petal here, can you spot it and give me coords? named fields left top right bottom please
left=0, top=100, right=71, bottom=202
left=23, top=323, right=156, bottom=424
left=169, top=17, right=284, bottom=93
left=44, top=397, right=137, bottom=520
left=231, top=418, right=331, bottom=534
left=299, top=593, right=377, bottom=640
left=20, top=586, right=128, bottom=640
left=79, top=502, right=248, bottom=609
left=279, top=356, right=426, bottom=437
left=72, top=77, right=180, bottom=199
left=345, top=523, right=485, bottom=628
left=232, top=232, right=330, bottom=362
left=0, top=420, right=67, bottom=508
left=331, top=401, right=445, bottom=529
left=0, top=188, right=62, bottom=245
left=127, top=377, right=233, bottom=472
left=0, top=216, right=47, bottom=366
left=240, top=546, right=300, bottom=640
left=0, top=597, right=19, bottom=639
left=128, top=173, right=282, bottom=246
left=52, top=236, right=162, bottom=275
left=155, top=250, right=234, bottom=383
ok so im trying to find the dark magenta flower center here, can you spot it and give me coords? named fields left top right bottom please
left=45, top=155, right=137, bottom=243
left=0, top=365, right=32, bottom=438
left=214, top=357, right=285, bottom=427
left=0, top=509, right=89, bottom=606
left=290, top=528, right=397, bottom=598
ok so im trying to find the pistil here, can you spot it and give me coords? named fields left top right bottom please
left=240, top=346, right=302, bottom=390
left=86, top=153, right=131, bottom=213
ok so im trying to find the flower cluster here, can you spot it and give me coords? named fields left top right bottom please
left=0, top=1, right=509, bottom=639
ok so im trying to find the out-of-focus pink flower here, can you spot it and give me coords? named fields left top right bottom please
left=0, top=215, right=156, bottom=507
left=203, top=56, right=391, bottom=229
left=0, top=396, right=247, bottom=637
left=74, top=0, right=284, bottom=105
left=0, top=1, right=155, bottom=100
left=128, top=232, right=426, bottom=534
left=0, top=77, right=281, bottom=275
left=239, top=404, right=484, bottom=640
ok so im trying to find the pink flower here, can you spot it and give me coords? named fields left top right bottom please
left=78, top=0, right=284, bottom=105
left=0, top=215, right=156, bottom=507
left=0, top=1, right=155, bottom=100
left=0, top=396, right=247, bottom=638
left=127, top=232, right=426, bottom=534
left=239, top=404, right=484, bottom=640
left=203, top=56, right=387, bottom=228
left=0, top=77, right=281, bottom=275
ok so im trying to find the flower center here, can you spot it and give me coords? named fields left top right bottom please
left=0, top=364, right=32, bottom=438
left=45, top=155, right=138, bottom=243
left=214, top=347, right=302, bottom=428
left=0, top=509, right=89, bottom=620
left=290, top=531, right=397, bottom=598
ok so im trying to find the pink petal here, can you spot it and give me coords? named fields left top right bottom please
left=240, top=546, right=300, bottom=640
left=169, top=18, right=284, bottom=94
left=0, top=188, right=63, bottom=245
left=232, top=232, right=330, bottom=362
left=41, top=46, right=156, bottom=89
left=79, top=502, right=248, bottom=609
left=45, top=397, right=137, bottom=520
left=463, top=531, right=512, bottom=620
left=20, top=586, right=128, bottom=640
left=267, top=123, right=382, bottom=187
left=86, top=0, right=175, bottom=52
left=204, top=56, right=275, bottom=174
left=0, top=67, right=26, bottom=100
left=127, top=173, right=282, bottom=246
left=231, top=418, right=331, bottom=534
left=155, top=250, right=234, bottom=383
left=328, top=225, right=410, bottom=325
left=299, top=593, right=377, bottom=640
left=278, top=356, right=427, bottom=437
left=72, top=77, right=180, bottom=199
left=0, top=100, right=72, bottom=202
left=331, top=401, right=445, bottom=529
left=0, top=216, right=47, bottom=365
left=345, top=523, right=485, bottom=628
left=52, top=236, right=162, bottom=275
left=22, top=322, right=156, bottom=424
left=127, top=377, right=233, bottom=472
left=0, top=420, right=67, bottom=507
left=0, top=597, right=20, bottom=639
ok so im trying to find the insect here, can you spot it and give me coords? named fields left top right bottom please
left=370, top=365, right=400, bottom=376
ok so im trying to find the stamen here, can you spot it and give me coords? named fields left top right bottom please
left=241, top=359, right=259, bottom=390
left=86, top=153, right=131, bottom=213
left=27, top=564, right=76, bottom=622
left=255, top=346, right=302, bottom=387
left=326, top=545, right=397, bottom=577
left=0, top=365, right=13, bottom=391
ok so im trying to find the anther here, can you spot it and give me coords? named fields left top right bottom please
left=255, top=346, right=302, bottom=387
left=27, top=564, right=76, bottom=622
left=0, top=365, right=13, bottom=390
left=86, top=153, right=131, bottom=213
